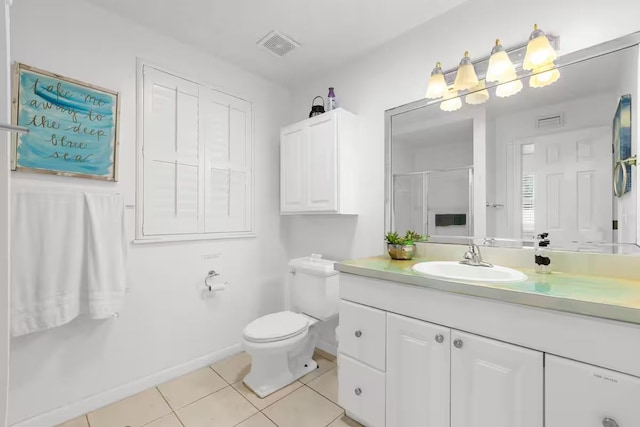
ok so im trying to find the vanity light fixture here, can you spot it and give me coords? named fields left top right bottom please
left=523, top=24, right=557, bottom=71
left=529, top=62, right=561, bottom=88
left=495, top=76, right=524, bottom=98
left=426, top=62, right=447, bottom=99
left=465, top=79, right=490, bottom=105
left=440, top=87, right=463, bottom=112
left=486, top=39, right=517, bottom=83
left=453, top=51, right=479, bottom=92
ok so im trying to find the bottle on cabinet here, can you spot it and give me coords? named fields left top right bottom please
left=327, top=87, right=337, bottom=111
left=535, top=232, right=551, bottom=274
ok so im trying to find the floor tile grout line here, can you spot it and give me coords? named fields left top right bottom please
left=172, top=410, right=186, bottom=427
left=260, top=407, right=280, bottom=426
left=242, top=381, right=304, bottom=412
left=149, top=386, right=184, bottom=427
left=325, top=411, right=346, bottom=427
left=208, top=364, right=234, bottom=386
left=84, top=414, right=91, bottom=427
left=303, top=383, right=343, bottom=411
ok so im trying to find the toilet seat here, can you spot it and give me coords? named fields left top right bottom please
left=243, top=311, right=309, bottom=343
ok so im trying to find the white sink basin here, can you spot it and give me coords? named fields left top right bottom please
left=412, top=261, right=527, bottom=283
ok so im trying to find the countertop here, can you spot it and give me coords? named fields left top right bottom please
left=335, top=256, right=640, bottom=325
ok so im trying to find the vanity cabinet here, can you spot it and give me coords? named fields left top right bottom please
left=337, top=273, right=640, bottom=427
left=545, top=355, right=640, bottom=427
left=280, top=108, right=357, bottom=214
left=339, top=303, right=543, bottom=427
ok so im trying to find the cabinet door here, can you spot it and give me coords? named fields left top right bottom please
left=546, top=355, right=640, bottom=427
left=386, top=314, right=450, bottom=427
left=451, top=331, right=543, bottom=427
left=307, top=115, right=338, bottom=212
left=280, top=126, right=307, bottom=212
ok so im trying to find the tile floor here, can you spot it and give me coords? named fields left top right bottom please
left=57, top=352, right=363, bottom=427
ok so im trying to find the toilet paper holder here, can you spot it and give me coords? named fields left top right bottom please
left=204, top=270, right=228, bottom=292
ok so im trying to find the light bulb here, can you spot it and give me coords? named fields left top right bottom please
left=453, top=51, right=479, bottom=92
left=486, top=39, right=517, bottom=83
left=496, top=79, right=523, bottom=98
left=529, top=62, right=560, bottom=88
left=426, top=62, right=447, bottom=99
left=440, top=87, right=462, bottom=112
left=523, top=24, right=557, bottom=71
left=465, top=79, right=490, bottom=105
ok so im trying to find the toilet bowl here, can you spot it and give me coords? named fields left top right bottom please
left=242, top=255, right=338, bottom=398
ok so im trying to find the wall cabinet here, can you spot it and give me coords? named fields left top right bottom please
left=280, top=109, right=357, bottom=214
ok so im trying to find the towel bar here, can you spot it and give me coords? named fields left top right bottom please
left=0, top=123, right=29, bottom=134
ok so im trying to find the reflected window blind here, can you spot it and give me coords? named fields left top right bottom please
left=522, top=175, right=535, bottom=235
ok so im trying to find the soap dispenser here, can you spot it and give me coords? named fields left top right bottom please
left=535, top=232, right=551, bottom=274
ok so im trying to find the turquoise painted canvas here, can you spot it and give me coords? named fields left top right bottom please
left=13, top=64, right=119, bottom=180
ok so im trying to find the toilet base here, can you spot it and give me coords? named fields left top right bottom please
left=244, top=358, right=318, bottom=398
left=243, top=324, right=319, bottom=398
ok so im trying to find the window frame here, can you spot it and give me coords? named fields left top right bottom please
left=134, top=59, right=255, bottom=243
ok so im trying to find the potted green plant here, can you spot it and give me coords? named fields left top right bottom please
left=385, top=230, right=427, bottom=260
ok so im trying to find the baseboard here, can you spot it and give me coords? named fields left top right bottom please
left=11, top=343, right=242, bottom=427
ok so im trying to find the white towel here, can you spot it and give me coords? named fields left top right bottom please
left=84, top=193, right=127, bottom=319
left=10, top=190, right=128, bottom=336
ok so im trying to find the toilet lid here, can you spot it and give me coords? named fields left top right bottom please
left=243, top=311, right=309, bottom=343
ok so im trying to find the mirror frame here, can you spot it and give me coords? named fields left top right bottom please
left=384, top=31, right=640, bottom=249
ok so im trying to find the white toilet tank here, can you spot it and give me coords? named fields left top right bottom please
left=288, top=254, right=339, bottom=321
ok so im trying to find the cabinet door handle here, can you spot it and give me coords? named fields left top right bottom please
left=602, top=418, right=619, bottom=427
left=354, top=330, right=362, bottom=338
left=453, top=338, right=463, bottom=349
left=435, top=334, right=444, bottom=343
left=354, top=387, right=362, bottom=396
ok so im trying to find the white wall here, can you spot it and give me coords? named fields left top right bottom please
left=285, top=0, right=640, bottom=262
left=8, top=0, right=289, bottom=425
left=0, top=1, right=12, bottom=425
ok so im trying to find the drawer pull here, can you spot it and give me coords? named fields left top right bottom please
left=453, top=338, right=463, bottom=349
left=435, top=334, right=444, bottom=343
left=355, top=330, right=362, bottom=338
left=354, top=387, right=362, bottom=396
left=602, top=418, right=619, bottom=427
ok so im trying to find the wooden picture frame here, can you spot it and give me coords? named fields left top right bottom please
left=11, top=63, right=120, bottom=181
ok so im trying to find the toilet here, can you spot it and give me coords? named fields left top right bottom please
left=242, top=254, right=339, bottom=398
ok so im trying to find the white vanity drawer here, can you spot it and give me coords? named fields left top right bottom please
left=339, top=300, right=386, bottom=370
left=338, top=354, right=385, bottom=427
left=546, top=355, right=640, bottom=427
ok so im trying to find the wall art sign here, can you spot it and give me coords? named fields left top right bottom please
left=12, top=63, right=120, bottom=181
left=613, top=94, right=632, bottom=197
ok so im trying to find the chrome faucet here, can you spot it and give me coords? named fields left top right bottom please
left=460, top=244, right=493, bottom=268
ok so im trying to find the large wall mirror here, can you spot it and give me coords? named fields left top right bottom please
left=385, top=32, right=640, bottom=253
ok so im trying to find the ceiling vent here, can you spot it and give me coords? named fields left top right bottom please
left=257, top=30, right=300, bottom=57
left=536, top=113, right=565, bottom=129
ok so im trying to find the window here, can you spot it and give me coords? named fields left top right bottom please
left=137, top=63, right=253, bottom=241
left=521, top=174, right=535, bottom=237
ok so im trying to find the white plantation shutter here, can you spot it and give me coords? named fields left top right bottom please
left=202, top=89, right=252, bottom=233
left=140, top=65, right=253, bottom=239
